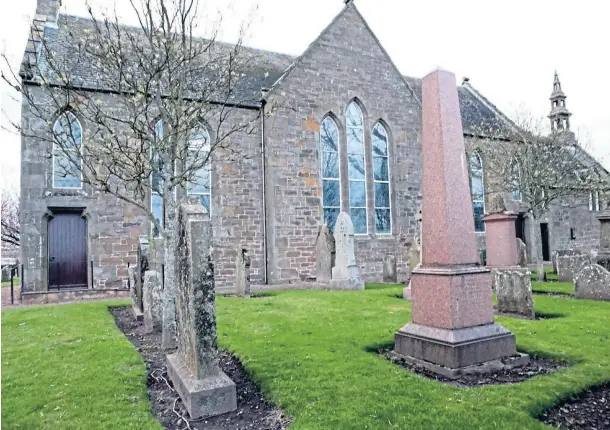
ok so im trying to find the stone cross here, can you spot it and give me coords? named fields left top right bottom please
left=315, top=223, right=334, bottom=283
left=235, top=246, right=251, bottom=297
left=166, top=201, right=236, bottom=419
left=393, top=69, right=521, bottom=377
left=329, top=212, right=364, bottom=290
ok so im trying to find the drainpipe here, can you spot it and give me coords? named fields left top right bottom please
left=260, top=89, right=269, bottom=284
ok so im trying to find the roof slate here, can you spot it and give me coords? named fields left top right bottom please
left=31, top=14, right=512, bottom=134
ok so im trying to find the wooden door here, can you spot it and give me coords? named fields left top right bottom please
left=48, top=212, right=87, bottom=289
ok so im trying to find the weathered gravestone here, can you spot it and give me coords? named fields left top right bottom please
left=574, top=264, right=610, bottom=301
left=516, top=238, right=528, bottom=268
left=383, top=254, right=397, bottom=283
left=557, top=254, right=590, bottom=282
left=403, top=233, right=421, bottom=300
left=1, top=266, right=11, bottom=282
left=235, top=247, right=251, bottom=297
left=596, top=212, right=610, bottom=271
left=166, top=201, right=237, bottom=419
left=315, top=223, right=334, bottom=283
left=329, top=212, right=364, bottom=290
left=552, top=250, right=581, bottom=274
left=483, top=199, right=535, bottom=319
left=143, top=270, right=163, bottom=333
left=493, top=270, right=535, bottom=318
left=128, top=266, right=143, bottom=321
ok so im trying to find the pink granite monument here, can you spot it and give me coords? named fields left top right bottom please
left=484, top=212, right=519, bottom=268
left=393, top=69, right=525, bottom=378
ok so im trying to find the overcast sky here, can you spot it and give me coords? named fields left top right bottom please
left=1, top=0, right=609, bottom=192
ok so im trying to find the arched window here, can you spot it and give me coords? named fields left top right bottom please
left=320, top=116, right=340, bottom=230
left=511, top=161, right=522, bottom=201
left=346, top=102, right=367, bottom=234
left=150, top=119, right=164, bottom=236
left=469, top=153, right=485, bottom=232
left=186, top=124, right=212, bottom=214
left=372, top=122, right=391, bottom=233
left=52, top=111, right=82, bottom=189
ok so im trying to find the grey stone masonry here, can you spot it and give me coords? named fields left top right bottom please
left=235, top=247, right=251, bottom=297
left=557, top=254, right=591, bottom=282
left=143, top=270, right=162, bottom=333
left=574, top=264, right=610, bottom=301
left=315, top=224, right=334, bottom=283
left=166, top=200, right=236, bottom=419
left=329, top=212, right=364, bottom=290
left=493, top=268, right=535, bottom=319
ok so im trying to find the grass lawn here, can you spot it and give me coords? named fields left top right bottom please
left=1, top=276, right=20, bottom=287
left=3, top=285, right=610, bottom=429
left=531, top=268, right=559, bottom=282
left=532, top=281, right=575, bottom=296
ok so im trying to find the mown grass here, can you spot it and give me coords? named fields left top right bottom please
left=1, top=301, right=161, bottom=429
left=3, top=285, right=610, bottom=429
left=532, top=281, right=575, bottom=296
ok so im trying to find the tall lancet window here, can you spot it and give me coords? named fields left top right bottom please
left=52, top=111, right=83, bottom=189
left=470, top=153, right=485, bottom=232
left=186, top=124, right=212, bottom=214
left=150, top=119, right=164, bottom=236
left=320, top=116, right=341, bottom=230
left=346, top=102, right=367, bottom=234
left=511, top=161, right=522, bottom=201
left=372, top=122, right=391, bottom=233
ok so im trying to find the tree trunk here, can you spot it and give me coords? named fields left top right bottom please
left=161, top=196, right=178, bottom=350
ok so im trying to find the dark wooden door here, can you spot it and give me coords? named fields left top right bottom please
left=48, top=212, right=87, bottom=289
left=540, top=223, right=550, bottom=262
left=515, top=214, right=526, bottom=243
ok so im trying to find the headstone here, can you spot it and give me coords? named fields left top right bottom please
left=1, top=266, right=10, bottom=282
left=128, top=266, right=143, bottom=321
left=557, top=254, right=590, bottom=282
left=494, top=269, right=535, bottom=318
left=574, top=264, right=610, bottom=301
left=235, top=247, right=251, bottom=297
left=404, top=215, right=423, bottom=300
left=315, top=223, right=334, bottom=283
left=393, top=69, right=522, bottom=379
left=383, top=254, right=397, bottom=283
left=596, top=212, right=610, bottom=272
left=166, top=201, right=237, bottom=419
left=483, top=211, right=518, bottom=268
left=329, top=212, right=364, bottom=290
left=143, top=270, right=163, bottom=333
left=552, top=249, right=581, bottom=274
left=516, top=238, right=527, bottom=268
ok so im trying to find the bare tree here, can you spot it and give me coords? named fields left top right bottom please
left=471, top=114, right=610, bottom=278
left=1, top=189, right=20, bottom=248
left=1, top=0, right=279, bottom=346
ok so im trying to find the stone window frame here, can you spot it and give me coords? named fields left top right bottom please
left=319, top=114, right=342, bottom=231
left=186, top=121, right=213, bottom=216
left=589, top=190, right=600, bottom=212
left=371, top=120, right=392, bottom=235
left=469, top=152, right=486, bottom=233
left=150, top=119, right=165, bottom=237
left=51, top=110, right=84, bottom=190
left=346, top=100, right=368, bottom=235
left=511, top=159, right=522, bottom=201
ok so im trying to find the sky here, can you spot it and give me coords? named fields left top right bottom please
left=1, top=0, right=609, bottom=193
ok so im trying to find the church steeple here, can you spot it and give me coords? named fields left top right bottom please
left=549, top=71, right=572, bottom=132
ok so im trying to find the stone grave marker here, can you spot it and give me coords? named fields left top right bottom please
left=574, top=264, right=610, bottom=301
left=235, top=247, right=251, bottom=297
left=329, top=212, right=364, bottom=290
left=143, top=270, right=162, bottom=333
left=493, top=269, right=535, bottom=318
left=315, top=223, right=334, bottom=283
left=383, top=254, right=397, bottom=283
left=166, top=201, right=237, bottom=419
left=552, top=249, right=581, bottom=274
left=516, top=238, right=528, bottom=268
left=557, top=254, right=590, bottom=282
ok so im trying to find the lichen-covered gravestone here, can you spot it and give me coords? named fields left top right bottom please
left=128, top=266, right=143, bottom=321
left=315, top=223, right=334, bottom=283
left=404, top=233, right=421, bottom=300
left=143, top=270, right=162, bottom=333
left=552, top=249, right=580, bottom=274
left=235, top=247, right=251, bottom=297
left=557, top=254, right=590, bottom=282
left=516, top=238, right=528, bottom=268
left=383, top=254, right=397, bottom=283
left=329, top=212, right=364, bottom=290
left=574, top=264, right=610, bottom=301
left=493, top=270, right=535, bottom=318
left=166, top=202, right=236, bottom=419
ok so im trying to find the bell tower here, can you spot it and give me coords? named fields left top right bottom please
left=548, top=71, right=572, bottom=132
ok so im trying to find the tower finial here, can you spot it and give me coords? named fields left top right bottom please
left=548, top=70, right=571, bottom=133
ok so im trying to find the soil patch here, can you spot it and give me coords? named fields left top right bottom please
left=539, top=383, right=610, bottom=429
left=379, top=348, right=566, bottom=388
left=110, top=306, right=290, bottom=430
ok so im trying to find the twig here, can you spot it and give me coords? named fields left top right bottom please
left=172, top=397, right=192, bottom=430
